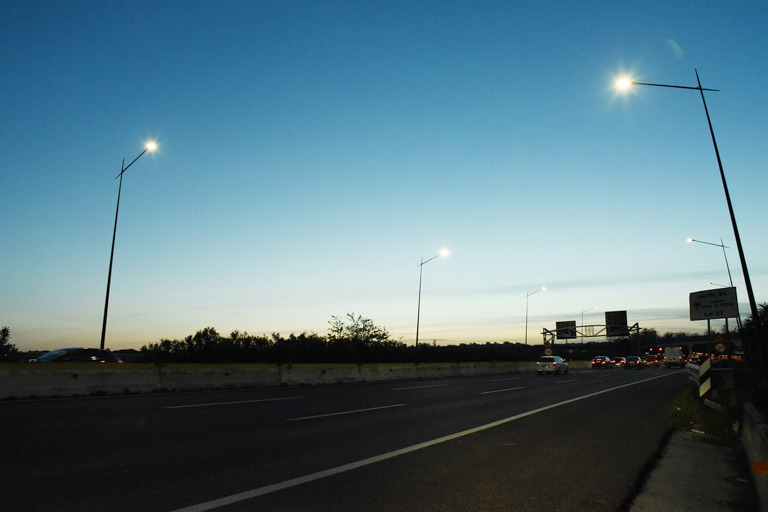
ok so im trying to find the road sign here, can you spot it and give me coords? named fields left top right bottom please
left=715, top=334, right=727, bottom=354
left=689, top=287, right=739, bottom=321
left=605, top=311, right=628, bottom=337
left=555, top=321, right=576, bottom=339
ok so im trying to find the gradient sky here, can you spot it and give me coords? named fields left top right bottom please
left=2, top=1, right=766, bottom=351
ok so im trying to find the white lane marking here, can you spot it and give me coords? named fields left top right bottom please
left=555, top=379, right=579, bottom=384
left=491, top=377, right=521, bottom=382
left=392, top=384, right=448, bottom=391
left=170, top=371, right=684, bottom=512
left=480, top=387, right=525, bottom=395
left=287, top=403, right=406, bottom=421
left=164, top=396, right=303, bottom=409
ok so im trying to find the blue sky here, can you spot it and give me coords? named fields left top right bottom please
left=2, top=1, right=766, bottom=350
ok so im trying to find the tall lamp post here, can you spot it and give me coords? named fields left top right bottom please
left=100, top=141, right=158, bottom=350
left=616, top=70, right=765, bottom=365
left=524, top=287, right=545, bottom=345
left=415, top=249, right=449, bottom=347
left=581, top=306, right=595, bottom=337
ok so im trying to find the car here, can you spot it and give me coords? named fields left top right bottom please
left=537, top=356, right=569, bottom=375
left=643, top=354, right=660, bottom=367
left=591, top=356, right=612, bottom=369
left=28, top=347, right=123, bottom=363
left=612, top=357, right=627, bottom=368
left=625, top=355, right=645, bottom=369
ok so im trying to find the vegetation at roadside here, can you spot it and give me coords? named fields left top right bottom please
left=672, top=386, right=742, bottom=442
left=7, top=302, right=767, bottom=366
left=0, top=326, right=19, bottom=362
left=134, top=313, right=748, bottom=365
left=137, top=314, right=547, bottom=365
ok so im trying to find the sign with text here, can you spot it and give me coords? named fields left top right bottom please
left=556, top=321, right=577, bottom=340
left=689, top=287, right=739, bottom=321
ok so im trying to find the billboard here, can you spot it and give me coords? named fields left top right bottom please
left=689, top=287, right=739, bottom=321
left=555, top=321, right=577, bottom=340
left=605, top=311, right=628, bottom=337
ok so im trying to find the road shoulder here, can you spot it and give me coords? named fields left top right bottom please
left=629, top=430, right=758, bottom=512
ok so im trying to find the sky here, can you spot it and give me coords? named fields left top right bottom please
left=2, top=0, right=767, bottom=351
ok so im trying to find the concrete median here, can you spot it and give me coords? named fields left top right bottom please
left=0, top=360, right=593, bottom=399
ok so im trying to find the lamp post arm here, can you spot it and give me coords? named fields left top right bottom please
left=418, top=254, right=440, bottom=267
left=632, top=81, right=719, bottom=92
left=115, top=148, right=148, bottom=179
left=691, top=238, right=729, bottom=249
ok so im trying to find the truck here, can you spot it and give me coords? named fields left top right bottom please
left=663, top=346, right=685, bottom=368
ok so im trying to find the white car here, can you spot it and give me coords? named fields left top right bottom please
left=537, top=355, right=569, bottom=375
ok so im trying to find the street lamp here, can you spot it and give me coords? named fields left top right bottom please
left=100, top=141, right=158, bottom=349
left=581, top=306, right=596, bottom=332
left=616, top=70, right=765, bottom=365
left=687, top=238, right=734, bottom=288
left=524, top=287, right=545, bottom=345
left=415, top=249, right=449, bottom=347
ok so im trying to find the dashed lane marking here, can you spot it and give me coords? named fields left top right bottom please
left=171, top=371, right=684, bottom=512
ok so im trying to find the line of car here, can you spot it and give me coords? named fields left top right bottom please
left=591, top=355, right=658, bottom=370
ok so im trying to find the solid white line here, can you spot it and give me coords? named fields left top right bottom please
left=491, top=377, right=521, bottom=382
left=392, top=384, right=448, bottom=391
left=164, top=396, right=303, bottom=409
left=287, top=403, right=406, bottom=421
left=555, top=379, right=579, bottom=384
left=170, top=371, right=684, bottom=512
left=480, top=387, right=525, bottom=395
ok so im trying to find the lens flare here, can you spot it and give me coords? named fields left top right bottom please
left=614, top=77, right=634, bottom=91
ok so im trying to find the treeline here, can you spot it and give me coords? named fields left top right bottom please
left=138, top=314, right=546, bottom=364
left=137, top=312, right=750, bottom=365
left=5, top=305, right=765, bottom=365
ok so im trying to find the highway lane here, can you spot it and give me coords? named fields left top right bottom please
left=1, top=367, right=690, bottom=511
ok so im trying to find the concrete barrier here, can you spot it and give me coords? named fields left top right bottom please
left=742, top=402, right=768, bottom=511
left=0, top=360, right=592, bottom=399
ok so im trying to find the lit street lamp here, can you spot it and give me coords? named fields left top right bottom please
left=525, top=287, right=545, bottom=345
left=415, top=249, right=449, bottom=347
left=616, top=70, right=765, bottom=365
left=100, top=141, right=158, bottom=350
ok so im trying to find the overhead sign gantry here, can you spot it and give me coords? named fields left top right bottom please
left=542, top=310, right=639, bottom=347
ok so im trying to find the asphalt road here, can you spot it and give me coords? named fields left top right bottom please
left=1, top=367, right=690, bottom=512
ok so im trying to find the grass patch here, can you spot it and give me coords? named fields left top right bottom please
left=672, top=385, right=741, bottom=442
